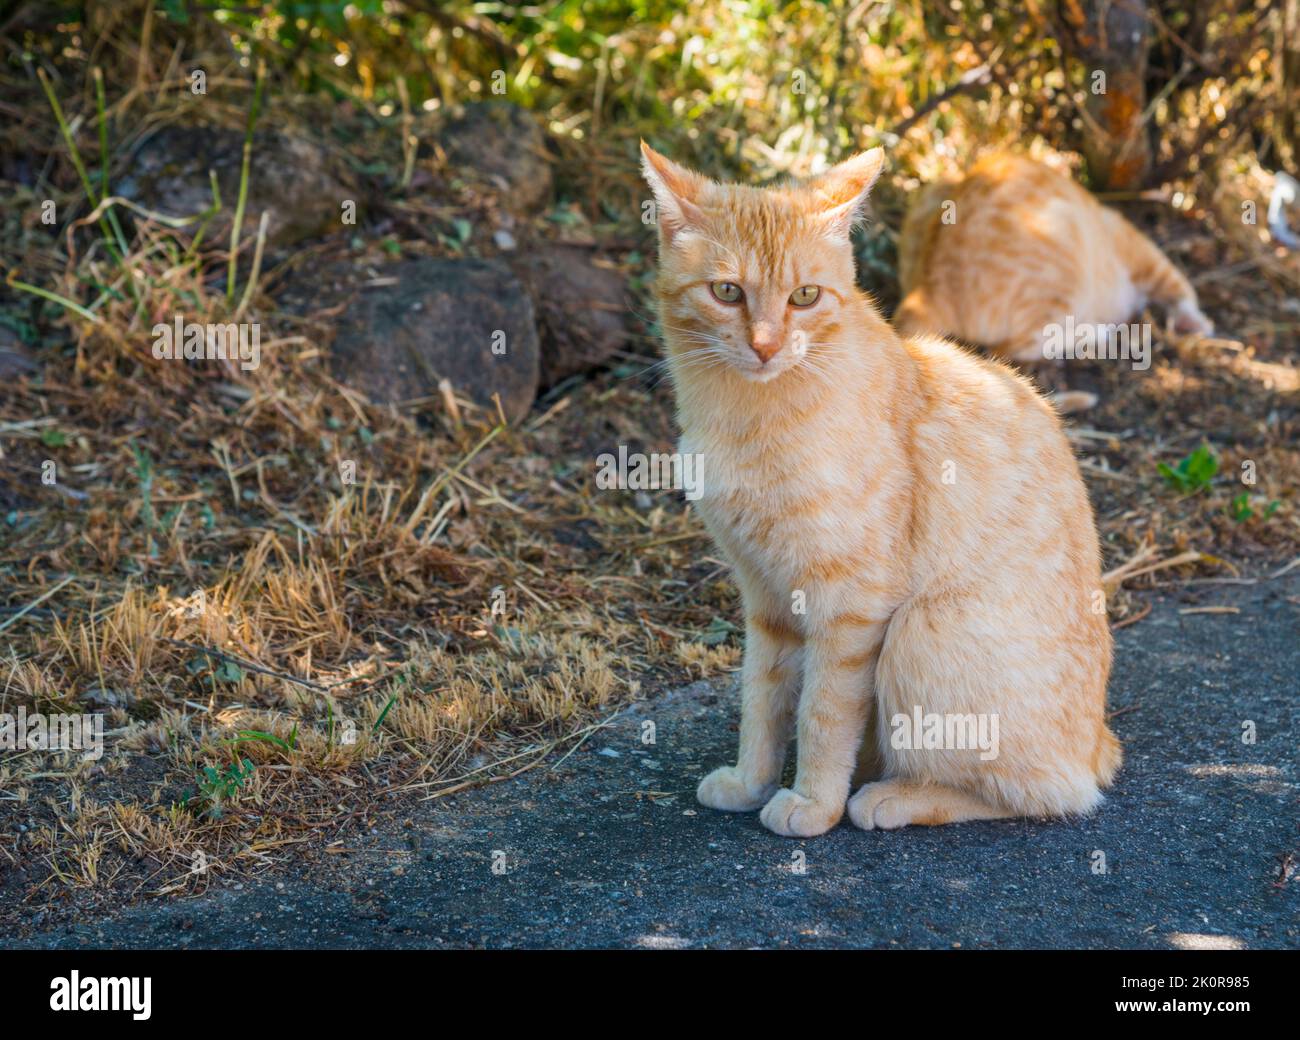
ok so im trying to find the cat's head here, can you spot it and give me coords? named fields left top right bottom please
left=641, top=142, right=883, bottom=384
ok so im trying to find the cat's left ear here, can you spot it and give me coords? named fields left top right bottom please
left=807, top=148, right=885, bottom=239
left=640, top=141, right=708, bottom=245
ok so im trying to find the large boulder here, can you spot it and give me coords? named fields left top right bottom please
left=508, top=245, right=629, bottom=386
left=435, top=102, right=553, bottom=215
left=118, top=125, right=359, bottom=249
left=282, top=257, right=541, bottom=422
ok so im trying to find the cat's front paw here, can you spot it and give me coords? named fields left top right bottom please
left=759, top=788, right=841, bottom=837
left=697, top=766, right=775, bottom=812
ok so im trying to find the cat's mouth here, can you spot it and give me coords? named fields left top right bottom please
left=734, top=353, right=801, bottom=383
left=670, top=341, right=804, bottom=383
left=739, top=364, right=788, bottom=383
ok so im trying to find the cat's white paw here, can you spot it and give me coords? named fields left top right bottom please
left=847, top=782, right=903, bottom=830
left=1048, top=390, right=1099, bottom=415
left=759, top=788, right=840, bottom=837
left=1172, top=300, right=1213, bottom=337
left=696, top=766, right=774, bottom=812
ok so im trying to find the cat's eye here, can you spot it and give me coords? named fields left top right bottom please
left=710, top=281, right=744, bottom=304
left=789, top=285, right=821, bottom=307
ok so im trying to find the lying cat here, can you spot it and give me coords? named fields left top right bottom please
left=895, top=153, right=1212, bottom=410
left=641, top=142, right=1120, bottom=835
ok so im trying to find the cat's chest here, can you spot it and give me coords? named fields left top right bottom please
left=685, top=433, right=872, bottom=575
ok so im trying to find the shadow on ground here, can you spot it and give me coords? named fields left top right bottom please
left=13, top=579, right=1299, bottom=949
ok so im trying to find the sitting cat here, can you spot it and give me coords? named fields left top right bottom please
left=641, top=141, right=1121, bottom=835
left=895, top=154, right=1212, bottom=411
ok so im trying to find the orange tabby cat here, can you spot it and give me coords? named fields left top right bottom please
left=641, top=141, right=1120, bottom=836
left=895, top=153, right=1212, bottom=367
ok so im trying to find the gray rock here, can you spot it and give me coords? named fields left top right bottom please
left=508, top=244, right=628, bottom=386
left=436, top=102, right=553, bottom=214
left=288, top=257, right=541, bottom=422
left=118, top=125, right=359, bottom=250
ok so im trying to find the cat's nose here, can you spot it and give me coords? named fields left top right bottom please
left=749, top=328, right=781, bottom=364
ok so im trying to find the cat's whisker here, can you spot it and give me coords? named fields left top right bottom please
left=660, top=326, right=732, bottom=348
left=637, top=349, right=731, bottom=381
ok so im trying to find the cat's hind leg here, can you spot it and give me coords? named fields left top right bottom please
left=1113, top=215, right=1213, bottom=335
left=850, top=701, right=886, bottom=787
left=859, top=560, right=1115, bottom=829
left=847, top=778, right=1014, bottom=830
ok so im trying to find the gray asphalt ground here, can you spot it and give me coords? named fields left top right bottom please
left=12, top=580, right=1299, bottom=949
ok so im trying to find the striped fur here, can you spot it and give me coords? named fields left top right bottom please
left=642, top=142, right=1120, bottom=836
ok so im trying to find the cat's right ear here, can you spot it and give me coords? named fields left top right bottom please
left=640, top=141, right=707, bottom=246
left=807, top=147, right=885, bottom=240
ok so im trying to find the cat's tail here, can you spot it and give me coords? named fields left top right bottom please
left=1113, top=213, right=1213, bottom=336
left=1094, top=726, right=1123, bottom=789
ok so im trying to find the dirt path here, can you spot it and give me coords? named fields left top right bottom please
left=12, top=579, right=1298, bottom=949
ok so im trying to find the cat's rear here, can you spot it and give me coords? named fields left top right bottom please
left=895, top=153, right=1211, bottom=363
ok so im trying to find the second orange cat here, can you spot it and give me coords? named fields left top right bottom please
left=895, top=153, right=1212, bottom=367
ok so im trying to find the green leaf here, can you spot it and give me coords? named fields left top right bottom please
left=228, top=729, right=292, bottom=751
left=699, top=616, right=740, bottom=646
left=214, top=660, right=246, bottom=684
left=1156, top=461, right=1181, bottom=489
left=1158, top=444, right=1218, bottom=493
left=1184, top=444, right=1219, bottom=486
left=1230, top=493, right=1282, bottom=523
left=372, top=693, right=399, bottom=735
